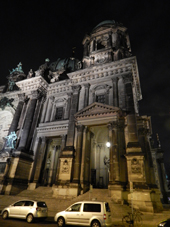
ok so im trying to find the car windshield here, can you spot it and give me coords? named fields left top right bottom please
left=37, top=202, right=47, bottom=207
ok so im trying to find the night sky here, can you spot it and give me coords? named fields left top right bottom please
left=0, top=1, right=170, bottom=175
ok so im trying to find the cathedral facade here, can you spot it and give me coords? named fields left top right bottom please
left=0, top=20, right=168, bottom=212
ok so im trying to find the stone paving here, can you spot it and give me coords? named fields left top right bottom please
left=0, top=187, right=170, bottom=226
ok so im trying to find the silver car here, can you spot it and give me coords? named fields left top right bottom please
left=1, top=200, right=48, bottom=223
left=54, top=201, right=112, bottom=227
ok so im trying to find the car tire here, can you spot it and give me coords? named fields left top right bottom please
left=26, top=213, right=34, bottom=223
left=91, top=220, right=101, bottom=227
left=2, top=210, right=8, bottom=219
left=57, top=216, right=65, bottom=227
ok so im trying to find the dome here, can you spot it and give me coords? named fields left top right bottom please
left=92, top=20, right=116, bottom=31
left=49, top=57, right=80, bottom=73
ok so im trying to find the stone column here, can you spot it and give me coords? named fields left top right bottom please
left=80, top=126, right=87, bottom=183
left=40, top=98, right=48, bottom=123
left=65, top=93, right=72, bottom=119
left=26, top=95, right=45, bottom=152
left=108, top=123, right=114, bottom=183
left=48, top=143, right=56, bottom=186
left=123, top=74, right=141, bottom=151
left=33, top=137, right=47, bottom=184
left=78, top=83, right=90, bottom=110
left=27, top=136, right=41, bottom=186
left=44, top=97, right=54, bottom=122
left=65, top=85, right=81, bottom=149
left=112, top=77, right=119, bottom=107
left=73, top=124, right=84, bottom=182
left=8, top=93, right=25, bottom=134
left=84, top=83, right=90, bottom=107
left=61, top=135, right=66, bottom=151
left=112, top=122, right=120, bottom=182
left=17, top=91, right=38, bottom=151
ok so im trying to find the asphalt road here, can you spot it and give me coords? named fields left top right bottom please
left=0, top=216, right=58, bottom=227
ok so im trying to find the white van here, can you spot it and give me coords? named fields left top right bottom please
left=54, top=201, right=112, bottom=227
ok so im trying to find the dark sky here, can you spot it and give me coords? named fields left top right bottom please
left=1, top=1, right=170, bottom=174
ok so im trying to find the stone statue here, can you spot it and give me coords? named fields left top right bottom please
left=8, top=79, right=15, bottom=91
left=5, top=131, right=17, bottom=149
left=27, top=69, right=34, bottom=78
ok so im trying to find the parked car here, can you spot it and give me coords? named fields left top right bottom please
left=1, top=199, right=48, bottom=223
left=158, top=219, right=170, bottom=227
left=54, top=200, right=112, bottom=227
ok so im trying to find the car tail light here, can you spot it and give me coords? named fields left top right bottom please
left=36, top=207, right=41, bottom=211
left=103, top=214, right=106, bottom=220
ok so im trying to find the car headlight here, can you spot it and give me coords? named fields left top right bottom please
left=158, top=222, right=166, bottom=227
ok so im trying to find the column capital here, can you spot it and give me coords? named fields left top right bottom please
left=111, top=77, right=119, bottom=82
left=28, top=90, right=39, bottom=99
left=122, top=74, right=133, bottom=84
left=18, top=93, right=25, bottom=102
left=107, top=122, right=118, bottom=130
left=82, top=83, right=90, bottom=88
left=76, top=124, right=84, bottom=132
left=72, top=85, right=81, bottom=94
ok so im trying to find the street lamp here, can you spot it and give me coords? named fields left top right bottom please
left=106, top=141, right=110, bottom=148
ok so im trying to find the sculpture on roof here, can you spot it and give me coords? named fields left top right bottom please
left=27, top=69, right=34, bottom=78
left=9, top=62, right=24, bottom=74
left=35, top=59, right=50, bottom=77
left=8, top=79, right=15, bottom=91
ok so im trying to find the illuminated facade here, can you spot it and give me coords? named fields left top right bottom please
left=0, top=20, right=168, bottom=212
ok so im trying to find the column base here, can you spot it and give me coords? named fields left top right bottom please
left=127, top=189, right=163, bottom=212
left=3, top=155, right=32, bottom=195
left=108, top=183, right=128, bottom=204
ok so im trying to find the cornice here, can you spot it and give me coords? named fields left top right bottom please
left=48, top=80, right=72, bottom=96
left=37, top=120, right=69, bottom=134
left=0, top=90, right=20, bottom=101
left=68, top=57, right=136, bottom=80
left=16, top=76, right=48, bottom=92
left=5, top=57, right=141, bottom=101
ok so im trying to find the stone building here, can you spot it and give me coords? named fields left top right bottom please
left=0, top=20, right=168, bottom=212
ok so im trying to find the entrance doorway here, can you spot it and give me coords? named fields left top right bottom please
left=90, top=125, right=110, bottom=188
left=40, top=137, right=61, bottom=186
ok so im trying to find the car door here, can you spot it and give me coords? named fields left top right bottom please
left=22, top=200, right=34, bottom=218
left=65, top=203, right=82, bottom=225
left=9, top=201, right=25, bottom=218
left=81, top=203, right=101, bottom=225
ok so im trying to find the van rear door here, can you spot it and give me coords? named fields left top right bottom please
left=104, top=202, right=112, bottom=226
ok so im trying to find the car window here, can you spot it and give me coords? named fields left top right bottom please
left=14, top=201, right=25, bottom=206
left=105, top=202, right=110, bottom=212
left=24, top=201, right=34, bottom=206
left=37, top=202, right=47, bottom=207
left=69, top=203, right=81, bottom=212
left=83, top=203, right=101, bottom=212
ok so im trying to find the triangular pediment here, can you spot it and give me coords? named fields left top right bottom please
left=75, top=102, right=120, bottom=119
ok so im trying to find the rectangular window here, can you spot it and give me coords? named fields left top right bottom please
left=96, top=95, right=105, bottom=104
left=55, top=107, right=63, bottom=120
left=83, top=203, right=101, bottom=212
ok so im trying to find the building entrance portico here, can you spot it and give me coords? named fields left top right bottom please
left=74, top=102, right=124, bottom=193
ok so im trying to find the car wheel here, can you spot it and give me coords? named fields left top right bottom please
left=26, top=213, right=34, bottom=223
left=2, top=210, right=8, bottom=219
left=91, top=220, right=101, bottom=227
left=57, top=217, right=65, bottom=227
